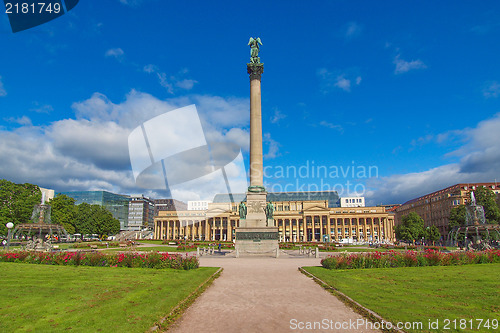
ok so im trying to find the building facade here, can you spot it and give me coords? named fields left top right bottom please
left=154, top=192, right=395, bottom=243
left=340, top=197, right=365, bottom=207
left=128, top=195, right=155, bottom=231
left=153, top=199, right=187, bottom=216
left=58, top=191, right=130, bottom=230
left=395, top=182, right=500, bottom=236
left=187, top=200, right=210, bottom=211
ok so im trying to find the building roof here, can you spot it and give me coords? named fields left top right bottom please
left=213, top=191, right=340, bottom=208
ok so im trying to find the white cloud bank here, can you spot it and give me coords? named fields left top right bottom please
left=0, top=90, right=249, bottom=202
left=366, top=113, right=500, bottom=205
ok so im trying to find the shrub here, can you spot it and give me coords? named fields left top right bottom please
left=0, top=250, right=199, bottom=270
left=321, top=249, right=500, bottom=270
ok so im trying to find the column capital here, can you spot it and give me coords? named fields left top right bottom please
left=247, top=63, right=264, bottom=80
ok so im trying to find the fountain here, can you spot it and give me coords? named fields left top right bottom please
left=12, top=190, right=69, bottom=251
left=447, top=191, right=500, bottom=250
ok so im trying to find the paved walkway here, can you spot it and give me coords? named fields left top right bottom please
left=170, top=253, right=379, bottom=333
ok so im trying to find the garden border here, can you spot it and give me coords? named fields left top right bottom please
left=299, top=267, right=405, bottom=333
left=150, top=267, right=223, bottom=332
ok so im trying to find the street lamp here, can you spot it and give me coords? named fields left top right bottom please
left=6, top=222, right=14, bottom=250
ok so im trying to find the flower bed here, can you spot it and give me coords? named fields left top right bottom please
left=321, top=249, right=500, bottom=270
left=380, top=244, right=448, bottom=251
left=0, top=251, right=199, bottom=270
left=176, top=244, right=197, bottom=251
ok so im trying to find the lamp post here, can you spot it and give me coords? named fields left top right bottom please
left=6, top=222, right=14, bottom=250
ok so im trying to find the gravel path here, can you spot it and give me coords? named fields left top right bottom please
left=169, top=254, right=380, bottom=332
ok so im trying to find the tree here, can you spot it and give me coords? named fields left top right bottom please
left=395, top=212, right=425, bottom=243
left=449, top=205, right=466, bottom=229
left=0, top=179, right=41, bottom=236
left=473, top=187, right=500, bottom=223
left=49, top=195, right=77, bottom=234
left=73, top=203, right=120, bottom=237
left=91, top=205, right=120, bottom=237
left=424, top=225, right=441, bottom=244
left=74, top=203, right=93, bottom=235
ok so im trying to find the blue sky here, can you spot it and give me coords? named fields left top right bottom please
left=1, top=0, right=500, bottom=205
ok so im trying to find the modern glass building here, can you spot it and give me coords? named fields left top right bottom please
left=128, top=195, right=155, bottom=231
left=58, top=191, right=130, bottom=230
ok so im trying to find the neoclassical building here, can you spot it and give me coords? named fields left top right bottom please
left=396, top=182, right=500, bottom=236
left=154, top=192, right=395, bottom=243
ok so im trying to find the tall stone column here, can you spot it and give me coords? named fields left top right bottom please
left=234, top=37, right=279, bottom=256
left=243, top=62, right=268, bottom=227
left=248, top=63, right=265, bottom=188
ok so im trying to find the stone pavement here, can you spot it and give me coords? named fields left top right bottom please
left=169, top=253, right=380, bottom=333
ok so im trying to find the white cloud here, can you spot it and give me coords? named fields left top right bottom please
left=0, top=76, right=6, bottom=97
left=157, top=72, right=174, bottom=94
left=143, top=64, right=158, bottom=73
left=334, top=76, right=351, bottom=92
left=343, top=22, right=363, bottom=39
left=143, top=65, right=197, bottom=94
left=366, top=113, right=500, bottom=205
left=105, top=48, right=124, bottom=59
left=263, top=133, right=280, bottom=159
left=270, top=108, right=286, bottom=124
left=175, top=79, right=197, bottom=90
left=0, top=90, right=250, bottom=197
left=483, top=81, right=500, bottom=98
left=318, top=69, right=361, bottom=93
left=30, top=103, right=53, bottom=114
left=393, top=54, right=427, bottom=74
left=320, top=120, right=343, bottom=133
left=5, top=116, right=32, bottom=126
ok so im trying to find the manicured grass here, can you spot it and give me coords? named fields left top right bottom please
left=303, top=264, right=500, bottom=332
left=101, top=246, right=197, bottom=253
left=138, top=240, right=166, bottom=245
left=133, top=246, right=191, bottom=252
left=0, top=262, right=218, bottom=332
left=333, top=248, right=384, bottom=253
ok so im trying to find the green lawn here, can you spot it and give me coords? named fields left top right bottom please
left=0, top=263, right=218, bottom=332
left=137, top=240, right=166, bottom=245
left=303, top=264, right=500, bottom=332
left=101, top=246, right=197, bottom=253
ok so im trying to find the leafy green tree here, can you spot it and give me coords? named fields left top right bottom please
left=473, top=187, right=500, bottom=223
left=395, top=212, right=425, bottom=243
left=49, top=195, right=77, bottom=234
left=73, top=203, right=120, bottom=237
left=0, top=179, right=41, bottom=236
left=449, top=205, right=466, bottom=229
left=91, top=205, right=120, bottom=237
left=424, top=225, right=441, bottom=244
left=74, top=203, right=93, bottom=235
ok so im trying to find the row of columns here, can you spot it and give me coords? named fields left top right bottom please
left=154, top=217, right=240, bottom=241
left=276, top=215, right=395, bottom=242
left=154, top=215, right=395, bottom=242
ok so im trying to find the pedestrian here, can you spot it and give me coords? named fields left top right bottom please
left=2, top=239, right=7, bottom=249
left=218, top=243, right=222, bottom=252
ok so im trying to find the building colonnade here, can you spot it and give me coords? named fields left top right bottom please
left=154, top=210, right=395, bottom=243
